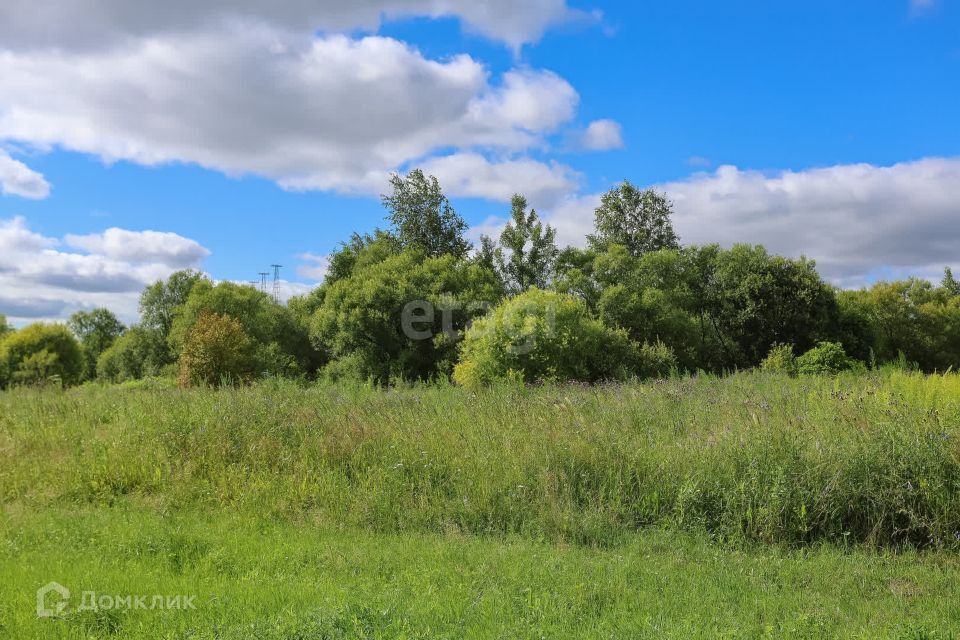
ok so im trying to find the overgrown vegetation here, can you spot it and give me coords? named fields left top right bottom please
left=1, top=171, right=959, bottom=389
left=3, top=369, right=959, bottom=550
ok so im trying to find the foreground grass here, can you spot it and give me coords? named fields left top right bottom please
left=2, top=505, right=960, bottom=639
left=3, top=371, right=960, bottom=636
left=3, top=370, right=960, bottom=547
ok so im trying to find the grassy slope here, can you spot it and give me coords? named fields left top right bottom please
left=3, top=370, right=960, bottom=637
left=3, top=506, right=960, bottom=639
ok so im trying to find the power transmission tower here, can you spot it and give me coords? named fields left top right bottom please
left=271, top=264, right=283, bottom=303
left=258, top=272, right=269, bottom=294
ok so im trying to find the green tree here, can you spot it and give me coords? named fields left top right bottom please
left=0, top=314, right=11, bottom=339
left=311, top=251, right=502, bottom=384
left=381, top=169, right=469, bottom=259
left=139, top=269, right=209, bottom=348
left=704, top=245, right=839, bottom=369
left=494, top=194, right=559, bottom=294
left=170, top=281, right=317, bottom=377
left=68, top=308, right=126, bottom=380
left=844, top=279, right=960, bottom=371
left=942, top=267, right=960, bottom=297
left=453, top=288, right=658, bottom=387
left=0, top=323, right=83, bottom=387
left=325, top=229, right=401, bottom=286
left=96, top=327, right=169, bottom=382
left=177, top=312, right=255, bottom=386
left=588, top=181, right=680, bottom=256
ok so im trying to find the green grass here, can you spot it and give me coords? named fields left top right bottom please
left=3, top=370, right=960, bottom=636
left=3, top=505, right=960, bottom=639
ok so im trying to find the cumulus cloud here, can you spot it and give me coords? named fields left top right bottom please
left=0, top=149, right=50, bottom=199
left=538, top=157, right=960, bottom=287
left=296, top=253, right=331, bottom=282
left=0, top=30, right=581, bottom=201
left=421, top=152, right=579, bottom=206
left=0, top=217, right=210, bottom=323
left=65, top=228, right=211, bottom=268
left=0, top=0, right=579, bottom=52
left=576, top=119, right=624, bottom=151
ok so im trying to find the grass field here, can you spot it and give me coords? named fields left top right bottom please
left=3, top=370, right=960, bottom=637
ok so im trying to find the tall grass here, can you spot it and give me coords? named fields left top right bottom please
left=2, top=369, right=960, bottom=548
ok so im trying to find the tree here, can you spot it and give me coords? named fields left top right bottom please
left=96, top=327, right=169, bottom=382
left=453, top=288, right=664, bottom=387
left=139, top=270, right=209, bottom=339
left=942, top=267, right=960, bottom=297
left=0, top=314, right=11, bottom=339
left=169, top=281, right=317, bottom=377
left=177, top=312, right=255, bottom=386
left=474, top=235, right=499, bottom=273
left=0, top=323, right=83, bottom=387
left=494, top=194, right=559, bottom=294
left=381, top=169, right=469, bottom=259
left=588, top=181, right=680, bottom=256
left=311, top=251, right=502, bottom=384
left=844, top=279, right=960, bottom=371
left=68, top=308, right=125, bottom=380
left=325, top=229, right=401, bottom=286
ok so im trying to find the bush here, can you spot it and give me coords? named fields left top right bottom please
left=177, top=312, right=255, bottom=387
left=96, top=327, right=170, bottom=383
left=453, top=288, right=641, bottom=386
left=796, top=341, right=855, bottom=375
left=760, top=343, right=797, bottom=375
left=0, top=323, right=83, bottom=387
left=636, top=340, right=677, bottom=379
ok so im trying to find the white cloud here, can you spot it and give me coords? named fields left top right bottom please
left=0, top=0, right=578, bottom=52
left=538, top=157, right=960, bottom=287
left=0, top=217, right=210, bottom=323
left=65, top=228, right=211, bottom=268
left=421, top=152, right=579, bottom=206
left=0, top=30, right=581, bottom=202
left=0, top=149, right=50, bottom=199
left=576, top=119, right=624, bottom=151
left=296, top=253, right=331, bottom=282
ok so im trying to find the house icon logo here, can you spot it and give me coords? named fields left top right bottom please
left=36, top=582, right=70, bottom=618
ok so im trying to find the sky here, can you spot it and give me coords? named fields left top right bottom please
left=0, top=0, right=958, bottom=324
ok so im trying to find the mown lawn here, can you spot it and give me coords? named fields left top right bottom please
left=3, top=370, right=960, bottom=637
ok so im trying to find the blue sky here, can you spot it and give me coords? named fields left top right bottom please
left=0, top=0, right=958, bottom=322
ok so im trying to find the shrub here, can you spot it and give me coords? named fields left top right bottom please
left=453, top=288, right=641, bottom=386
left=177, top=312, right=254, bottom=387
left=636, top=340, right=677, bottom=379
left=96, top=327, right=170, bottom=383
left=796, top=341, right=855, bottom=375
left=760, top=343, right=797, bottom=375
left=0, top=323, right=83, bottom=387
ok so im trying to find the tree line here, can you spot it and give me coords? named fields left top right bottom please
left=2, top=168, right=959, bottom=388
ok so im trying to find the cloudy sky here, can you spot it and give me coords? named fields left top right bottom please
left=1, top=0, right=958, bottom=323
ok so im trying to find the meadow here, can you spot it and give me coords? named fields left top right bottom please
left=3, top=370, right=960, bottom=637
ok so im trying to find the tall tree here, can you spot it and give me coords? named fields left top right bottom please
left=68, top=308, right=126, bottom=380
left=942, top=267, right=960, bottom=296
left=0, top=313, right=11, bottom=339
left=139, top=269, right=208, bottom=338
left=381, top=169, right=469, bottom=259
left=495, top=194, right=559, bottom=294
left=588, top=181, right=680, bottom=256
